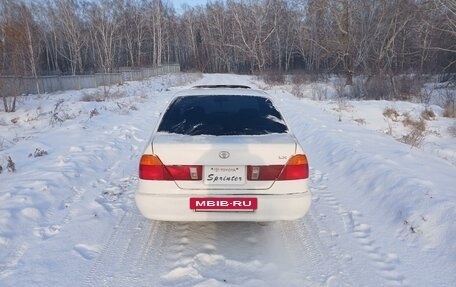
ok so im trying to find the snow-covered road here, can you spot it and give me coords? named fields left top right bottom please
left=1, top=74, right=455, bottom=286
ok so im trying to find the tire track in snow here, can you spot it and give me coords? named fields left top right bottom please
left=34, top=123, right=136, bottom=241
left=78, top=121, right=165, bottom=286
left=145, top=221, right=294, bottom=287
left=0, top=243, right=28, bottom=279
left=81, top=216, right=360, bottom=287
left=279, top=217, right=354, bottom=287
left=35, top=186, right=87, bottom=240
left=310, top=168, right=408, bottom=287
left=80, top=211, right=159, bottom=287
left=276, top=91, right=411, bottom=286
left=1, top=150, right=93, bottom=278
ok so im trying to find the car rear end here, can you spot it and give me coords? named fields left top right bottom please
left=135, top=87, right=311, bottom=221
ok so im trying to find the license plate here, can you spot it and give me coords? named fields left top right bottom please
left=204, top=166, right=245, bottom=185
left=190, top=197, right=258, bottom=211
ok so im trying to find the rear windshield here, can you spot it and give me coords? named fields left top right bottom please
left=157, top=95, right=288, bottom=136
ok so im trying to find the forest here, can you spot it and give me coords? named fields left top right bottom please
left=0, top=0, right=455, bottom=86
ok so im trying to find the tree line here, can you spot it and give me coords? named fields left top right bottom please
left=0, top=0, right=455, bottom=85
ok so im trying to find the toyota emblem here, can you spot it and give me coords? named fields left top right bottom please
left=219, top=151, right=230, bottom=159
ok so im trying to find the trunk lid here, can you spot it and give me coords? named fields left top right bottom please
left=152, top=132, right=297, bottom=190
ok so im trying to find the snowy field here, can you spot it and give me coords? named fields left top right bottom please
left=0, top=73, right=455, bottom=286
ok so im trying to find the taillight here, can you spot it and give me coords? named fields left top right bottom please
left=166, top=165, right=202, bottom=180
left=278, top=154, right=309, bottom=180
left=139, top=154, right=202, bottom=181
left=139, top=155, right=172, bottom=180
left=247, top=165, right=283, bottom=180
left=247, top=154, right=309, bottom=181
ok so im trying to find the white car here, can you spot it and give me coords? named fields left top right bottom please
left=135, top=85, right=311, bottom=221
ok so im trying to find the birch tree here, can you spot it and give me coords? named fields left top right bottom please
left=87, top=0, right=120, bottom=73
left=52, top=0, right=86, bottom=74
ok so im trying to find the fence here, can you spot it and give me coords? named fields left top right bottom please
left=0, top=64, right=180, bottom=96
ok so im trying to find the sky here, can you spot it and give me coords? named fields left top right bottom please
left=169, top=0, right=209, bottom=11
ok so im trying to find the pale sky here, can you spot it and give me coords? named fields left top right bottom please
left=169, top=0, right=209, bottom=10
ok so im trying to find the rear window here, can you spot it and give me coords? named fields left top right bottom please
left=157, top=95, right=288, bottom=136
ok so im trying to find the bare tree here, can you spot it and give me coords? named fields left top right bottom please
left=148, top=0, right=165, bottom=66
left=87, top=0, right=121, bottom=73
left=230, top=0, right=277, bottom=72
left=0, top=0, right=455, bottom=82
left=424, top=0, right=456, bottom=73
left=0, top=0, right=42, bottom=111
left=118, top=1, right=147, bottom=67
left=51, top=0, right=86, bottom=75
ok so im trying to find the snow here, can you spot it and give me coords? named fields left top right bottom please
left=0, top=73, right=455, bottom=286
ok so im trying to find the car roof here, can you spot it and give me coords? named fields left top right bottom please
left=172, top=85, right=270, bottom=98
left=192, top=84, right=251, bottom=89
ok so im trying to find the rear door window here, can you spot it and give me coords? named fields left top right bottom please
left=157, top=95, right=288, bottom=135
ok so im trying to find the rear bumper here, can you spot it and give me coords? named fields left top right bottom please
left=135, top=192, right=311, bottom=222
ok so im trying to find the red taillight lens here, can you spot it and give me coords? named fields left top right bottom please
left=166, top=165, right=202, bottom=180
left=139, top=155, right=202, bottom=181
left=247, top=165, right=283, bottom=180
left=278, top=154, right=309, bottom=180
left=247, top=154, right=309, bottom=181
left=139, top=155, right=173, bottom=180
